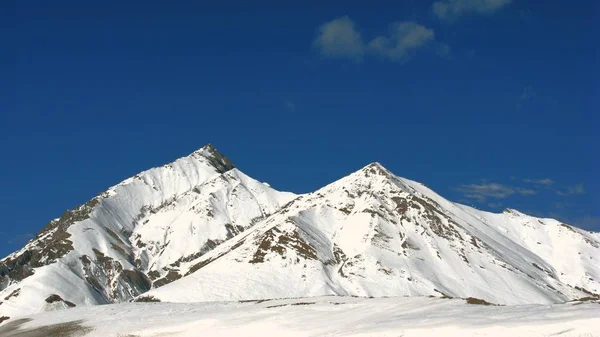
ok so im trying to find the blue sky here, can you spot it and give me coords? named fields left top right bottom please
left=1, top=0, right=598, bottom=256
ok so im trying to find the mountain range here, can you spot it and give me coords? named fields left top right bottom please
left=1, top=144, right=598, bottom=326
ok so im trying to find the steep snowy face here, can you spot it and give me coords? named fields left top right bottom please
left=0, top=145, right=296, bottom=321
left=145, top=163, right=600, bottom=305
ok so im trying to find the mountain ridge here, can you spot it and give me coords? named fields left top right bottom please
left=142, top=158, right=599, bottom=305
left=1, top=144, right=598, bottom=325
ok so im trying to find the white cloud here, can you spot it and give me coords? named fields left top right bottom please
left=368, top=22, right=435, bottom=62
left=313, top=16, right=364, bottom=61
left=556, top=184, right=585, bottom=196
left=313, top=18, right=441, bottom=63
left=456, top=182, right=536, bottom=202
left=523, top=178, right=553, bottom=186
left=433, top=0, right=512, bottom=22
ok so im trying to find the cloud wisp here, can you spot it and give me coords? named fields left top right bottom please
left=313, top=17, right=442, bottom=63
left=456, top=182, right=536, bottom=202
left=458, top=176, right=585, bottom=207
left=523, top=178, right=553, bottom=186
left=368, top=22, right=435, bottom=63
left=433, top=0, right=512, bottom=22
left=556, top=184, right=585, bottom=197
left=313, top=16, right=365, bottom=61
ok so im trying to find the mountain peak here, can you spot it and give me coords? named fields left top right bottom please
left=190, top=143, right=235, bottom=173
left=360, top=162, right=392, bottom=177
left=318, top=161, right=414, bottom=197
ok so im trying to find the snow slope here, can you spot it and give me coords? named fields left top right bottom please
left=0, top=296, right=598, bottom=337
left=0, top=145, right=296, bottom=321
left=145, top=163, right=600, bottom=305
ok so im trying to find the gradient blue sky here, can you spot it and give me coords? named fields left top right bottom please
left=1, top=0, right=598, bottom=256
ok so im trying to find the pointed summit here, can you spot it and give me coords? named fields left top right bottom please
left=361, top=162, right=391, bottom=176
left=318, top=161, right=415, bottom=197
left=191, top=143, right=235, bottom=173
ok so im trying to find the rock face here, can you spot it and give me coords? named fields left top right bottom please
left=0, top=145, right=296, bottom=321
left=1, top=146, right=599, bottom=325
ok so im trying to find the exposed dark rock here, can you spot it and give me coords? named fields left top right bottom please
left=186, top=240, right=246, bottom=276
left=465, top=297, right=497, bottom=306
left=401, top=238, right=419, bottom=251
left=224, top=223, right=245, bottom=239
left=79, top=255, right=91, bottom=265
left=152, top=270, right=181, bottom=288
left=250, top=227, right=317, bottom=264
left=266, top=304, right=288, bottom=308
left=134, top=295, right=161, bottom=303
left=391, top=196, right=408, bottom=215
left=531, top=263, right=545, bottom=272
left=470, top=237, right=480, bottom=249
left=44, top=294, right=76, bottom=308
left=0, top=198, right=101, bottom=287
left=0, top=319, right=92, bottom=336
left=147, top=270, right=161, bottom=280
left=195, top=144, right=235, bottom=173
left=333, top=244, right=347, bottom=264
left=376, top=262, right=393, bottom=275
left=433, top=289, right=453, bottom=299
left=4, top=289, right=20, bottom=301
left=120, top=270, right=151, bottom=294
left=44, top=294, right=62, bottom=303
left=574, top=286, right=600, bottom=298
left=338, top=206, right=352, bottom=215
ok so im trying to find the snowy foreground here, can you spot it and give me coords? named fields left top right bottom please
left=0, top=296, right=598, bottom=337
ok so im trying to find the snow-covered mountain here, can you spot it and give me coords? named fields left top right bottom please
left=0, top=145, right=295, bottom=322
left=1, top=145, right=598, bottom=326
left=143, top=163, right=600, bottom=305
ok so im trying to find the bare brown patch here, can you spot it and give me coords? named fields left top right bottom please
left=465, top=297, right=497, bottom=306
left=391, top=196, right=408, bottom=215
left=134, top=295, right=161, bottom=302
left=433, top=289, right=453, bottom=299
left=152, top=270, right=182, bottom=288
left=0, top=319, right=93, bottom=337
left=186, top=240, right=245, bottom=275
left=45, top=294, right=76, bottom=308
left=250, top=227, right=317, bottom=264
left=4, top=288, right=20, bottom=301
left=266, top=304, right=288, bottom=308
